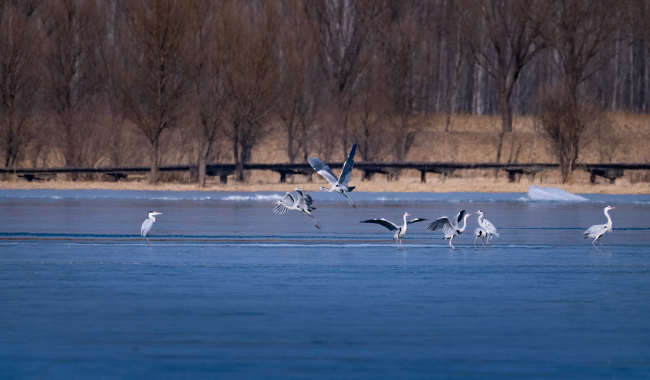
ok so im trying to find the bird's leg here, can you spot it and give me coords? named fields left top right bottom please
left=449, top=236, right=456, bottom=250
left=474, top=236, right=478, bottom=249
left=310, top=215, right=321, bottom=229
left=482, top=236, right=486, bottom=246
left=485, top=234, right=491, bottom=246
left=598, top=237, right=606, bottom=248
left=146, top=237, right=151, bottom=245
left=344, top=193, right=357, bottom=209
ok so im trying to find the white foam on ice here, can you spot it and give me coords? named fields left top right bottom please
left=527, top=185, right=589, bottom=202
left=221, top=194, right=283, bottom=202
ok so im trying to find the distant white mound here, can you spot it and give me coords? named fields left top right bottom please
left=527, top=185, right=589, bottom=202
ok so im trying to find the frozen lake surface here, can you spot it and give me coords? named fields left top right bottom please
left=1, top=189, right=650, bottom=379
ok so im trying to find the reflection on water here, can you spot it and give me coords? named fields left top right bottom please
left=1, top=190, right=649, bottom=379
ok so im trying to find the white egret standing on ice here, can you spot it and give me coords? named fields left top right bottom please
left=584, top=205, right=615, bottom=248
left=141, top=211, right=162, bottom=245
left=475, top=210, right=499, bottom=246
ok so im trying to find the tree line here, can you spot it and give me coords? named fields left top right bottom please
left=0, top=0, right=648, bottom=184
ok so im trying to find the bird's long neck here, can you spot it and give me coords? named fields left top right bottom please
left=402, top=214, right=408, bottom=230
left=604, top=209, right=612, bottom=232
left=477, top=214, right=483, bottom=226
left=458, top=217, right=468, bottom=232
left=149, top=215, right=156, bottom=222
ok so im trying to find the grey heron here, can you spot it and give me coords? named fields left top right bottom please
left=360, top=212, right=427, bottom=249
left=273, top=188, right=321, bottom=229
left=141, top=211, right=162, bottom=245
left=426, top=210, right=470, bottom=249
left=474, top=227, right=488, bottom=248
left=584, top=205, right=615, bottom=248
left=475, top=210, right=499, bottom=246
left=309, top=142, right=357, bottom=209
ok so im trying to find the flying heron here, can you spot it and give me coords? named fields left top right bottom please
left=309, top=143, right=358, bottom=209
left=273, top=188, right=321, bottom=229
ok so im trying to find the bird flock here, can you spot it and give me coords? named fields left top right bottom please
left=141, top=143, right=616, bottom=249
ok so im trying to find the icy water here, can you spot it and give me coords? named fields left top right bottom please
left=1, top=189, right=649, bottom=379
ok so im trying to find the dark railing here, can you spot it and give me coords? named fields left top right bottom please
left=1, top=162, right=649, bottom=184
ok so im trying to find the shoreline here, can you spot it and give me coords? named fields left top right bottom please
left=1, top=178, right=649, bottom=194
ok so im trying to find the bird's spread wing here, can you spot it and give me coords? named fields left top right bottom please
left=337, top=143, right=357, bottom=187
left=407, top=218, right=428, bottom=224
left=483, top=218, right=498, bottom=236
left=451, top=210, right=467, bottom=228
left=295, top=189, right=316, bottom=211
left=304, top=193, right=316, bottom=211
left=427, top=217, right=456, bottom=236
left=427, top=217, right=450, bottom=231
left=309, top=157, right=338, bottom=186
left=361, top=218, right=399, bottom=231
left=272, top=203, right=289, bottom=214
left=283, top=192, right=296, bottom=207
left=273, top=192, right=295, bottom=214
left=141, top=219, right=153, bottom=237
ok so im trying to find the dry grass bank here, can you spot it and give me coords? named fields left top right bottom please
left=2, top=169, right=649, bottom=194
left=3, top=113, right=649, bottom=194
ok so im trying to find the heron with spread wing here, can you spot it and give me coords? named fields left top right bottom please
left=426, top=210, right=470, bottom=249
left=141, top=211, right=162, bottom=245
left=361, top=212, right=427, bottom=249
left=273, top=188, right=320, bottom=229
left=309, top=143, right=357, bottom=209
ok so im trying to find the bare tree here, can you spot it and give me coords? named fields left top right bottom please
left=538, top=0, right=619, bottom=182
left=305, top=0, right=382, bottom=157
left=538, top=86, right=600, bottom=182
left=95, top=0, right=133, bottom=168
left=351, top=58, right=392, bottom=163
left=0, top=0, right=41, bottom=168
left=221, top=1, right=280, bottom=181
left=120, top=0, right=191, bottom=183
left=42, top=0, right=102, bottom=171
left=382, top=1, right=426, bottom=162
left=277, top=0, right=320, bottom=164
left=187, top=1, right=229, bottom=187
left=459, top=0, right=554, bottom=161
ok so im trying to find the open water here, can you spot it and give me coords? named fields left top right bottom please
left=1, top=189, right=649, bottom=379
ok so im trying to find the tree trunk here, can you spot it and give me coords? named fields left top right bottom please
left=498, top=89, right=513, bottom=134
left=198, top=155, right=206, bottom=188
left=149, top=141, right=159, bottom=184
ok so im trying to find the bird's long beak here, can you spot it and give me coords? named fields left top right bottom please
left=475, top=211, right=480, bottom=214
left=154, top=212, right=162, bottom=215
left=610, top=207, right=616, bottom=209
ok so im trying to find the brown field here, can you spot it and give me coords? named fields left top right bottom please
left=2, top=113, right=650, bottom=194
